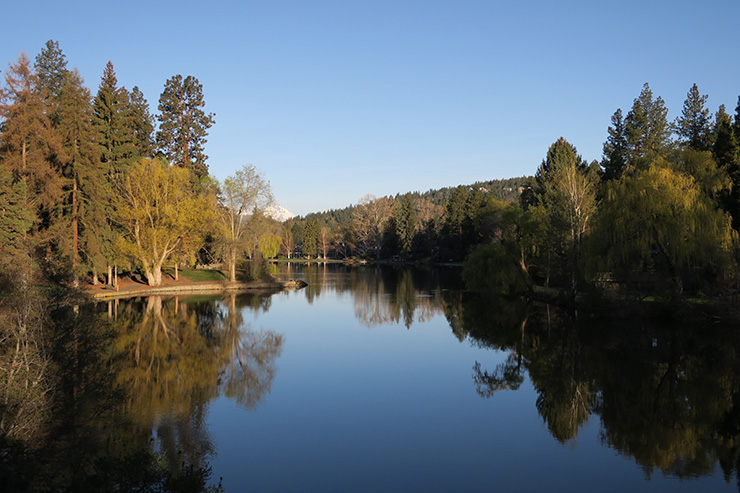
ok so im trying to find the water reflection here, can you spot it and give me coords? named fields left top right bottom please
left=111, top=294, right=283, bottom=461
left=449, top=290, right=740, bottom=484
left=0, top=292, right=283, bottom=490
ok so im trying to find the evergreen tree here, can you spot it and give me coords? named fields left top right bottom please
left=537, top=138, right=597, bottom=295
left=714, top=104, right=740, bottom=229
left=156, top=75, right=215, bottom=178
left=441, top=186, right=468, bottom=258
left=303, top=218, right=319, bottom=258
left=55, top=70, right=104, bottom=277
left=536, top=137, right=586, bottom=192
left=601, top=108, right=628, bottom=181
left=34, top=40, right=68, bottom=104
left=714, top=105, right=738, bottom=171
left=625, top=83, right=671, bottom=164
left=675, top=83, right=711, bottom=151
left=128, top=86, right=154, bottom=157
left=0, top=168, right=33, bottom=267
left=92, top=62, right=136, bottom=176
left=395, top=193, right=417, bottom=256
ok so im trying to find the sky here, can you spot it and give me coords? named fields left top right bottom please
left=2, top=0, right=739, bottom=216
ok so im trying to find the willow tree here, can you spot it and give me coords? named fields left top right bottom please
left=113, top=158, right=213, bottom=286
left=217, top=164, right=272, bottom=282
left=592, top=160, right=734, bottom=292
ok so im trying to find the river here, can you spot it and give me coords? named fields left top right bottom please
left=6, top=263, right=740, bottom=491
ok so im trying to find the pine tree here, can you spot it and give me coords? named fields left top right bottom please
left=34, top=40, right=68, bottom=104
left=536, top=137, right=586, bottom=192
left=601, top=109, right=629, bottom=181
left=714, top=105, right=737, bottom=172
left=0, top=167, right=33, bottom=266
left=395, top=193, right=417, bottom=256
left=625, top=83, right=671, bottom=164
left=56, top=70, right=104, bottom=276
left=303, top=218, right=319, bottom=259
left=538, top=138, right=597, bottom=296
left=156, top=74, right=215, bottom=178
left=129, top=86, right=154, bottom=157
left=733, top=96, right=740, bottom=147
left=92, top=61, right=136, bottom=176
left=675, top=83, right=711, bottom=151
left=715, top=104, right=740, bottom=229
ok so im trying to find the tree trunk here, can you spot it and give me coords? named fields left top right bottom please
left=107, top=264, right=112, bottom=286
left=174, top=263, right=179, bottom=281
left=230, top=249, right=237, bottom=282
left=146, top=266, right=163, bottom=286
left=72, top=174, right=78, bottom=268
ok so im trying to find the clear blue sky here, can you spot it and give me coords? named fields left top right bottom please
left=2, top=0, right=739, bottom=216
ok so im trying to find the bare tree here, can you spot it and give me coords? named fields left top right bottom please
left=217, top=164, right=273, bottom=281
left=352, top=194, right=394, bottom=259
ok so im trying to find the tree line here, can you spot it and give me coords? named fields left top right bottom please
left=289, top=81, right=740, bottom=302
left=464, top=82, right=740, bottom=300
left=0, top=41, right=277, bottom=288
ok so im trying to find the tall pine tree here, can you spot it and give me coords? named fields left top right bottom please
left=625, top=83, right=670, bottom=165
left=34, top=40, right=69, bottom=105
left=156, top=74, right=215, bottom=179
left=675, top=83, right=711, bottom=151
left=55, top=70, right=103, bottom=276
left=601, top=109, right=628, bottom=181
left=129, top=86, right=155, bottom=157
left=92, top=61, right=136, bottom=176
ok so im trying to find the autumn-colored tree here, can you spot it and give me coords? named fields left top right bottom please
left=0, top=53, right=62, bottom=213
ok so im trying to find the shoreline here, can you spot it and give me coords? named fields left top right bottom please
left=88, top=279, right=308, bottom=300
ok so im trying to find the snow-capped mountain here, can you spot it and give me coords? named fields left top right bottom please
left=266, top=205, right=296, bottom=222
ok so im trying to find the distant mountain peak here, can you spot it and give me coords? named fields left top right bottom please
left=266, top=205, right=296, bottom=222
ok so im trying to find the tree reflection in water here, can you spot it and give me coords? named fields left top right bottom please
left=111, top=294, right=283, bottom=469
left=0, top=292, right=283, bottom=491
left=450, top=291, right=740, bottom=485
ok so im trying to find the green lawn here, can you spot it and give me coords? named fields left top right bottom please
left=163, top=268, right=227, bottom=282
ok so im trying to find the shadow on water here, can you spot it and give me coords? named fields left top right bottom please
left=0, top=291, right=282, bottom=492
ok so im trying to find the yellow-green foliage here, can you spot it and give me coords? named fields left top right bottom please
left=113, top=158, right=214, bottom=285
left=463, top=243, right=527, bottom=294
left=592, top=160, right=735, bottom=280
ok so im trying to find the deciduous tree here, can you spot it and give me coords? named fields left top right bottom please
left=113, top=158, right=213, bottom=286
left=216, top=164, right=273, bottom=281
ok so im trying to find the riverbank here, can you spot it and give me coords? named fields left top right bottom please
left=87, top=277, right=308, bottom=300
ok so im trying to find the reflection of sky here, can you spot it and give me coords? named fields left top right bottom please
left=207, top=280, right=732, bottom=492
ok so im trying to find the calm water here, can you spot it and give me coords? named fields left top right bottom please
left=18, top=264, right=740, bottom=491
